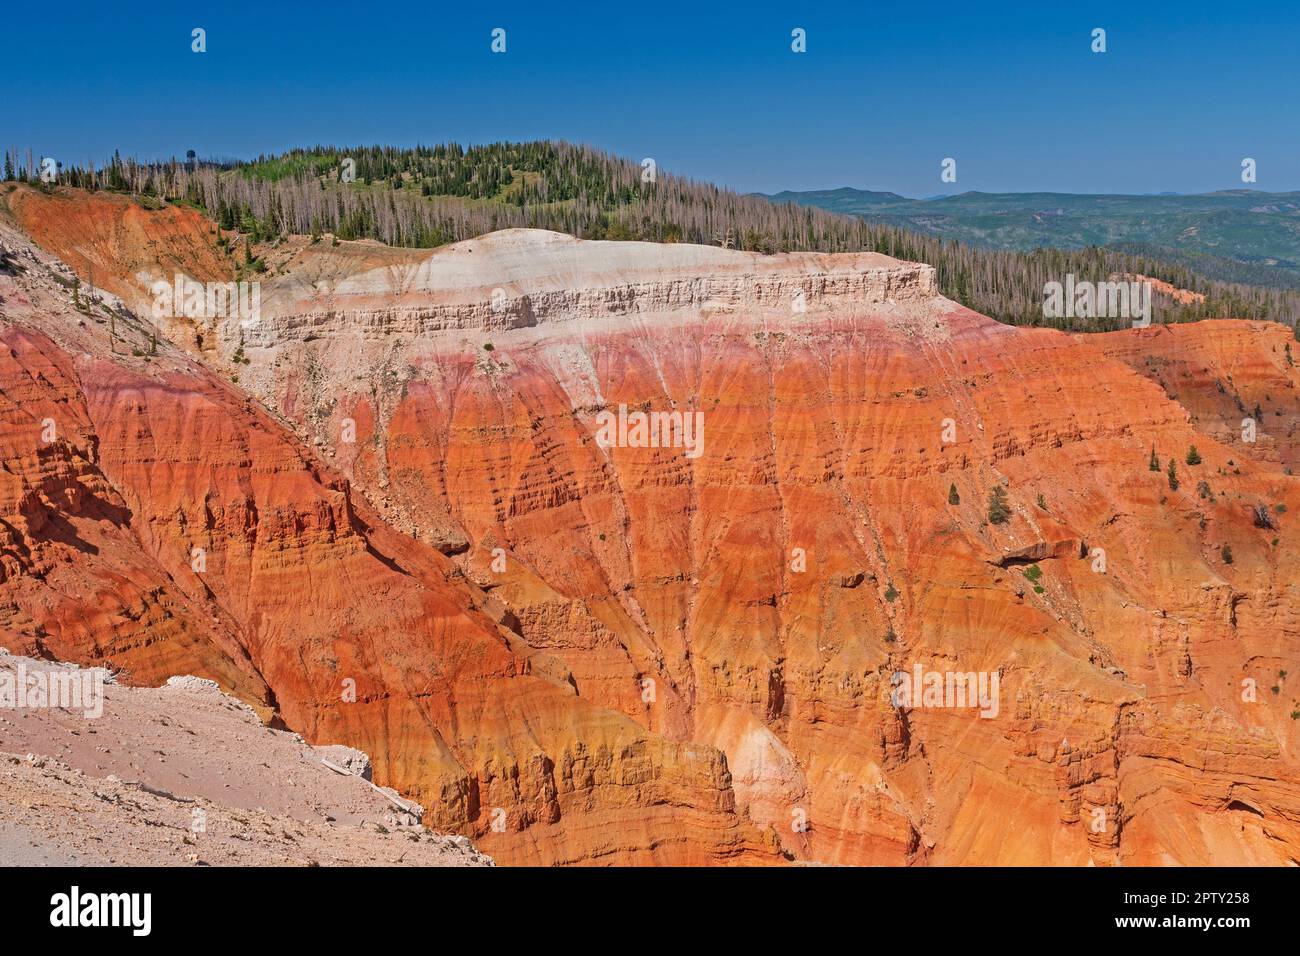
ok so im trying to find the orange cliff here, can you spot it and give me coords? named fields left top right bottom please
left=4, top=183, right=1300, bottom=866
left=0, top=196, right=774, bottom=866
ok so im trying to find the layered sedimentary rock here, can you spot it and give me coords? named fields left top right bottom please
left=0, top=199, right=774, bottom=866
left=5, top=183, right=1300, bottom=865
left=1099, top=321, right=1300, bottom=473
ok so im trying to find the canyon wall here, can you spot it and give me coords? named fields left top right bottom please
left=4, top=184, right=1299, bottom=865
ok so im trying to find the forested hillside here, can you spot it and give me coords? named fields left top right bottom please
left=769, top=186, right=1300, bottom=287
left=7, top=143, right=1299, bottom=331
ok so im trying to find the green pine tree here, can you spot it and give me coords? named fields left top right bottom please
left=1167, top=458, right=1179, bottom=490
left=1149, top=446, right=1160, bottom=471
left=948, top=483, right=960, bottom=506
left=987, top=485, right=1011, bottom=525
left=1185, top=445, right=1201, bottom=465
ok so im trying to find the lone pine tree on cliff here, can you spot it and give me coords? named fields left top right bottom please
left=987, top=485, right=1011, bottom=524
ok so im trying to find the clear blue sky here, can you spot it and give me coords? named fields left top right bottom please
left=10, top=0, right=1299, bottom=196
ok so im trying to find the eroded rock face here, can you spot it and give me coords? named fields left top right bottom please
left=0, top=207, right=774, bottom=866
left=1098, top=321, right=1300, bottom=473
left=6, top=185, right=1300, bottom=866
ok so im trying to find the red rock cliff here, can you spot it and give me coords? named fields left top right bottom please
left=5, top=185, right=1299, bottom=865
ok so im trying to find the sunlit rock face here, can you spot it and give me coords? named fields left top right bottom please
left=6, top=186, right=1300, bottom=865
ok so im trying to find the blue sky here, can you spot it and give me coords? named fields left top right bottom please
left=9, top=0, right=1298, bottom=196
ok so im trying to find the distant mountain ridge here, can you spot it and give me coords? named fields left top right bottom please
left=763, top=186, right=1300, bottom=286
